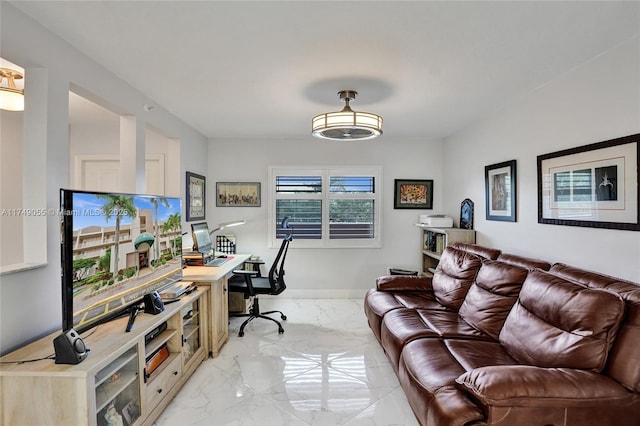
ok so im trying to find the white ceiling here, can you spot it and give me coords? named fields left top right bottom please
left=11, top=1, right=640, bottom=140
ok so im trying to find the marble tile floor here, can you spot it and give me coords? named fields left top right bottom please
left=155, top=298, right=419, bottom=426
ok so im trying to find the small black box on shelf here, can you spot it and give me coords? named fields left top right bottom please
left=144, top=322, right=167, bottom=345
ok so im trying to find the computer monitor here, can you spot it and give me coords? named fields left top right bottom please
left=191, top=222, right=213, bottom=253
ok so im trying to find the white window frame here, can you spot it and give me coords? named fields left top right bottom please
left=269, top=166, right=383, bottom=249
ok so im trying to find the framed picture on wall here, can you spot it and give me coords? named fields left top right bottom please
left=485, top=160, right=517, bottom=222
left=393, top=179, right=434, bottom=209
left=216, top=182, right=261, bottom=207
left=537, top=133, right=639, bottom=230
left=186, top=171, right=206, bottom=221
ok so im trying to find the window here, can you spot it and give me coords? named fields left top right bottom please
left=269, top=166, right=382, bottom=248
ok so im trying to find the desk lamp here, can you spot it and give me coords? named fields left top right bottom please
left=208, top=219, right=246, bottom=235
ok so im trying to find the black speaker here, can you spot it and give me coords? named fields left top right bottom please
left=53, top=328, right=88, bottom=364
left=143, top=291, right=165, bottom=314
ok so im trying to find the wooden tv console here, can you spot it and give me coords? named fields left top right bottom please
left=0, top=286, right=209, bottom=426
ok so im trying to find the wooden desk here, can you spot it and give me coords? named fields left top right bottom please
left=183, top=254, right=250, bottom=356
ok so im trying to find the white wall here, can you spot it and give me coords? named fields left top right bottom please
left=0, top=111, right=24, bottom=266
left=0, top=4, right=208, bottom=355
left=206, top=137, right=443, bottom=297
left=443, top=36, right=640, bottom=282
left=69, top=119, right=179, bottom=195
left=3, top=1, right=638, bottom=357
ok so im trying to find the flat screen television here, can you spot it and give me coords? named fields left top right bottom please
left=60, top=189, right=183, bottom=333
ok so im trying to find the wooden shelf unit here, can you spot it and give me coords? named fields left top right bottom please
left=0, top=287, right=209, bottom=426
left=418, top=225, right=476, bottom=275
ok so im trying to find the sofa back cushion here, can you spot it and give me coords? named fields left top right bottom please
left=449, top=242, right=501, bottom=260
left=551, top=263, right=640, bottom=392
left=432, top=247, right=482, bottom=311
left=459, top=260, right=529, bottom=340
left=499, top=270, right=625, bottom=372
left=497, top=253, right=551, bottom=271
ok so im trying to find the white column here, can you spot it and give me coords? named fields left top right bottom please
left=120, top=115, right=145, bottom=193
left=167, top=138, right=181, bottom=197
left=21, top=68, right=48, bottom=265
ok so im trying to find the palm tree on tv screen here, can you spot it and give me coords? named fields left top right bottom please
left=150, top=197, right=170, bottom=264
left=162, top=212, right=181, bottom=258
left=97, top=194, right=137, bottom=277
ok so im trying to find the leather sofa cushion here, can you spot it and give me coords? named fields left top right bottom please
left=445, top=339, right=518, bottom=371
left=459, top=260, right=528, bottom=339
left=376, top=274, right=433, bottom=291
left=398, top=339, right=485, bottom=425
left=456, top=365, right=630, bottom=406
left=381, top=309, right=494, bottom=368
left=364, top=289, right=403, bottom=342
left=449, top=242, right=501, bottom=260
left=432, top=247, right=482, bottom=310
left=399, top=338, right=515, bottom=426
left=497, top=252, right=551, bottom=271
left=550, top=263, right=640, bottom=392
left=499, top=270, right=625, bottom=371
left=364, top=289, right=446, bottom=342
left=381, top=309, right=441, bottom=370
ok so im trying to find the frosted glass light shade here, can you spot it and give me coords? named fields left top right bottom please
left=0, top=88, right=24, bottom=111
left=0, top=68, right=24, bottom=112
left=311, top=90, right=382, bottom=141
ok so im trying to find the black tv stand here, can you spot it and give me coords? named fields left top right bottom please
left=125, top=304, right=142, bottom=332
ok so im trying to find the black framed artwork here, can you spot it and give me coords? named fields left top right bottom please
left=393, top=179, right=433, bottom=209
left=537, top=133, right=639, bottom=231
left=186, top=171, right=206, bottom=221
left=485, top=160, right=517, bottom=222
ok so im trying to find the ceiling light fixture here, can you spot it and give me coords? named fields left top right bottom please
left=312, top=90, right=382, bottom=141
left=0, top=68, right=24, bottom=111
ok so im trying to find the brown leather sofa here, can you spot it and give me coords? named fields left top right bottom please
left=364, top=243, right=640, bottom=426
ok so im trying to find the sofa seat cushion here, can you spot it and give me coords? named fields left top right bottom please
left=432, top=247, right=483, bottom=310
left=459, top=260, right=529, bottom=340
left=364, top=289, right=403, bottom=342
left=499, top=270, right=626, bottom=372
left=416, top=309, right=495, bottom=340
left=381, top=309, right=441, bottom=370
left=445, top=339, right=518, bottom=372
left=398, top=338, right=515, bottom=426
left=364, top=289, right=444, bottom=342
left=398, top=339, right=484, bottom=426
left=381, top=309, right=494, bottom=368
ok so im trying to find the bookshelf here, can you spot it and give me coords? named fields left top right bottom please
left=418, top=225, right=475, bottom=275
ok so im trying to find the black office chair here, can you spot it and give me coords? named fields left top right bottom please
left=228, top=220, right=293, bottom=337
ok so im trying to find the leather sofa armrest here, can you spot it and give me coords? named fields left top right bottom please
left=455, top=365, right=629, bottom=407
left=376, top=275, right=433, bottom=292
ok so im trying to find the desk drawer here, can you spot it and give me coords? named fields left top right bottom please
left=146, top=354, right=182, bottom=409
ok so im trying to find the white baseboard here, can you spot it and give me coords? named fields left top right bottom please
left=261, top=289, right=368, bottom=299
